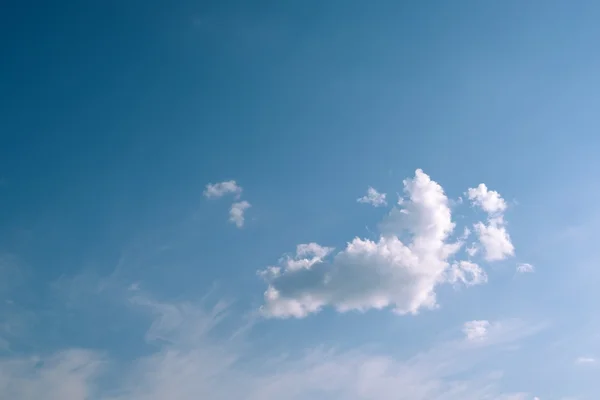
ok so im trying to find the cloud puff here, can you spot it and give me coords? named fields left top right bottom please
left=516, top=263, right=535, bottom=274
left=204, top=180, right=251, bottom=228
left=467, top=184, right=507, bottom=215
left=203, top=180, right=242, bottom=199
left=473, top=219, right=514, bottom=261
left=229, top=201, right=251, bottom=228
left=467, top=184, right=514, bottom=262
left=260, top=169, right=488, bottom=319
left=357, top=187, right=387, bottom=207
left=463, top=320, right=491, bottom=341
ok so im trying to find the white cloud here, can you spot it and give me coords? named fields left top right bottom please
left=204, top=180, right=252, bottom=227
left=516, top=263, right=535, bottom=274
left=468, top=183, right=514, bottom=262
left=467, top=184, right=507, bottom=215
left=229, top=201, right=251, bottom=228
left=575, top=356, right=596, bottom=365
left=474, top=218, right=514, bottom=261
left=203, top=180, right=242, bottom=199
left=357, top=187, right=387, bottom=207
left=463, top=320, right=491, bottom=341
left=448, top=261, right=487, bottom=287
left=260, top=169, right=486, bottom=319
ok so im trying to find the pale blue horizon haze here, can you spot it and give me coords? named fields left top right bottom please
left=1, top=1, right=599, bottom=399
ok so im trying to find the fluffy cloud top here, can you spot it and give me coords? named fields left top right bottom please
left=467, top=184, right=507, bottom=215
left=260, top=169, right=489, bottom=319
left=203, top=180, right=242, bottom=199
left=229, top=201, right=251, bottom=228
left=270, top=243, right=334, bottom=273
left=473, top=219, right=514, bottom=261
left=357, top=187, right=387, bottom=207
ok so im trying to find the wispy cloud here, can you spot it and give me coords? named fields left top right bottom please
left=0, top=349, right=103, bottom=400
left=516, top=263, right=535, bottom=274
left=575, top=356, right=596, bottom=365
left=0, top=293, right=543, bottom=400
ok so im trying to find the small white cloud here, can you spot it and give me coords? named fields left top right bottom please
left=448, top=261, right=488, bottom=287
left=467, top=184, right=514, bottom=262
left=467, top=183, right=507, bottom=215
left=229, top=201, right=251, bottom=228
left=516, top=263, right=535, bottom=274
left=203, top=180, right=252, bottom=227
left=575, top=356, right=596, bottom=365
left=474, top=218, right=514, bottom=261
left=357, top=187, right=387, bottom=207
left=203, top=180, right=242, bottom=199
left=463, top=320, right=491, bottom=341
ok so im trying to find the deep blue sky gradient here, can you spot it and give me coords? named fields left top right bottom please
left=1, top=1, right=600, bottom=398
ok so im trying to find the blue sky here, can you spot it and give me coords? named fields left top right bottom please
left=1, top=1, right=600, bottom=399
